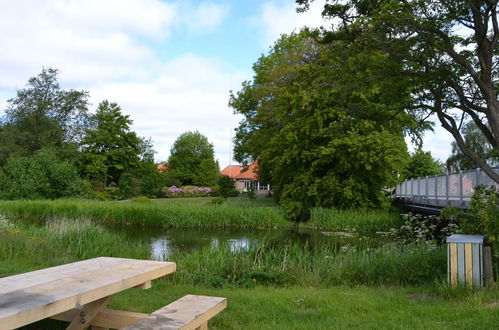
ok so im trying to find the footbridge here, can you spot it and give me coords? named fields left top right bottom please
left=394, top=166, right=499, bottom=212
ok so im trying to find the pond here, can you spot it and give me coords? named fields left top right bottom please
left=109, top=226, right=394, bottom=260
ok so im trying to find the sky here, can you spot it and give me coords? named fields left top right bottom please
left=0, top=0, right=454, bottom=167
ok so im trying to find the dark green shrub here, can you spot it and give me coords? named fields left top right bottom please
left=218, top=175, right=238, bottom=198
left=0, top=148, right=80, bottom=199
left=463, top=185, right=499, bottom=243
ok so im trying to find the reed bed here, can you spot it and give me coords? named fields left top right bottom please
left=164, top=240, right=446, bottom=288
left=309, top=207, right=401, bottom=232
left=0, top=199, right=288, bottom=228
left=0, top=218, right=150, bottom=276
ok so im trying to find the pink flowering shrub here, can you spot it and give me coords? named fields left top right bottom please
left=167, top=185, right=183, bottom=197
left=165, top=185, right=212, bottom=198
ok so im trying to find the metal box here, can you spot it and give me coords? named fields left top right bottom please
left=447, top=234, right=485, bottom=287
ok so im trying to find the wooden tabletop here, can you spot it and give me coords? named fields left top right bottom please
left=0, top=257, right=176, bottom=329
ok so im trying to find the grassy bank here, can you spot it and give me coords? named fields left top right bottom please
left=0, top=198, right=402, bottom=232
left=0, top=199, right=288, bottom=228
left=308, top=207, right=401, bottom=232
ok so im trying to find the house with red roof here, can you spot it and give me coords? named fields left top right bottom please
left=220, top=161, right=271, bottom=195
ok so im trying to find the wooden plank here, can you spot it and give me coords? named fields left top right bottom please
left=0, top=258, right=176, bottom=330
left=122, top=295, right=227, bottom=330
left=449, top=243, right=458, bottom=287
left=0, top=257, right=127, bottom=294
left=464, top=243, right=473, bottom=287
left=52, top=308, right=148, bottom=329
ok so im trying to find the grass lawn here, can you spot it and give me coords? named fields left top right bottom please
left=30, top=283, right=499, bottom=329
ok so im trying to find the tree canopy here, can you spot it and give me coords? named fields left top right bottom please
left=296, top=0, right=499, bottom=183
left=230, top=31, right=414, bottom=220
left=80, top=100, right=153, bottom=184
left=0, top=68, right=89, bottom=164
left=167, top=131, right=219, bottom=186
left=404, top=148, right=444, bottom=180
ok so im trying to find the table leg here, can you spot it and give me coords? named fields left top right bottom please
left=66, top=295, right=113, bottom=330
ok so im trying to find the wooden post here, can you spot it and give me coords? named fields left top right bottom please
left=483, top=246, right=494, bottom=286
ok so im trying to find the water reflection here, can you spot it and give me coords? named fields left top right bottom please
left=149, top=234, right=253, bottom=260
left=111, top=227, right=392, bottom=261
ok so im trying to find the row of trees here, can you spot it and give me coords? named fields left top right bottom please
left=0, top=68, right=222, bottom=199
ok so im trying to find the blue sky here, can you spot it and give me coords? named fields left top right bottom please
left=0, top=0, right=453, bottom=166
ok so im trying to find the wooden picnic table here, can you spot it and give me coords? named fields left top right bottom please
left=0, top=257, right=176, bottom=330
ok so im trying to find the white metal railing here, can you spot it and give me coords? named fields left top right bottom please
left=395, top=167, right=499, bottom=208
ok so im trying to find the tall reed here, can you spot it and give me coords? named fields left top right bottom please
left=164, top=240, right=446, bottom=288
left=0, top=218, right=150, bottom=276
left=309, top=208, right=400, bottom=232
left=0, top=199, right=288, bottom=228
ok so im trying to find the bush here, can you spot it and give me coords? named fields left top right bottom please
left=218, top=175, right=238, bottom=198
left=390, top=213, right=459, bottom=244
left=464, top=185, right=499, bottom=243
left=0, top=148, right=80, bottom=200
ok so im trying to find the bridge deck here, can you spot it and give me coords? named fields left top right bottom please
left=394, top=167, right=498, bottom=209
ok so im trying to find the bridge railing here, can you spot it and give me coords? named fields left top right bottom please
left=395, top=166, right=499, bottom=209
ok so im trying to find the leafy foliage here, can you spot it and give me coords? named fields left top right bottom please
left=296, top=0, right=499, bottom=184
left=403, top=148, right=444, bottom=180
left=230, top=32, right=413, bottom=220
left=463, top=186, right=499, bottom=243
left=0, top=148, right=82, bottom=199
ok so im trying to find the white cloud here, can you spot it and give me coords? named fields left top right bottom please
left=0, top=0, right=239, bottom=166
left=406, top=123, right=454, bottom=163
left=254, top=0, right=330, bottom=46
left=179, top=2, right=230, bottom=32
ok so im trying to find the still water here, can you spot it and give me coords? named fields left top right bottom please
left=110, top=226, right=393, bottom=260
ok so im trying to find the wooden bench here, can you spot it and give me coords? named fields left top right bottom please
left=121, top=294, right=227, bottom=330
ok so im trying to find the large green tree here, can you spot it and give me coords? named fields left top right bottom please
left=80, top=100, right=153, bottom=184
left=167, top=131, right=219, bottom=186
left=297, top=0, right=499, bottom=183
left=0, top=68, right=89, bottom=164
left=230, top=32, right=414, bottom=220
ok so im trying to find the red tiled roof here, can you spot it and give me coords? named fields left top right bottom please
left=234, top=162, right=258, bottom=180
left=220, top=165, right=242, bottom=179
left=156, top=163, right=169, bottom=172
